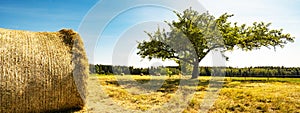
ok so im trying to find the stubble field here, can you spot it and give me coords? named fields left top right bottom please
left=76, top=75, right=300, bottom=113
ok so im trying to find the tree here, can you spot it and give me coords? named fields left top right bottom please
left=137, top=8, right=294, bottom=79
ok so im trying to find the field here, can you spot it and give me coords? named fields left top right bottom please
left=79, top=75, right=300, bottom=113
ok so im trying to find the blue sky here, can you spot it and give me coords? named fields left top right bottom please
left=0, top=0, right=98, bottom=31
left=1, top=0, right=299, bottom=67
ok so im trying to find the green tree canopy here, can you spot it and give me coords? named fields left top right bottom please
left=137, top=8, right=294, bottom=79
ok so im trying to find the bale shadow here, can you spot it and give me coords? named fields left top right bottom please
left=43, top=107, right=83, bottom=113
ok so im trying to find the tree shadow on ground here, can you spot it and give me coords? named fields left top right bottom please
left=103, top=78, right=211, bottom=93
left=103, top=77, right=294, bottom=93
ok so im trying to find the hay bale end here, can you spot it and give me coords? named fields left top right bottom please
left=0, top=28, right=88, bottom=112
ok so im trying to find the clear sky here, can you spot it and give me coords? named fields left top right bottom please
left=1, top=0, right=299, bottom=67
left=0, top=0, right=98, bottom=31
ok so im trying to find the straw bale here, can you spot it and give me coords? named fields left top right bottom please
left=0, top=28, right=88, bottom=112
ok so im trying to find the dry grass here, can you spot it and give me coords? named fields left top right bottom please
left=84, top=75, right=300, bottom=113
left=0, top=28, right=88, bottom=112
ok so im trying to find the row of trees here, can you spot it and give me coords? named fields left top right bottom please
left=89, top=64, right=180, bottom=75
left=89, top=64, right=300, bottom=78
left=223, top=66, right=300, bottom=77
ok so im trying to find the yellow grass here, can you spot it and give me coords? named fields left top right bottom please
left=82, top=75, right=300, bottom=113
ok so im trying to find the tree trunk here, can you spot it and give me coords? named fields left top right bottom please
left=191, top=61, right=199, bottom=79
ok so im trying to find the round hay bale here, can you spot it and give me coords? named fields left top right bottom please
left=0, top=28, right=88, bottom=112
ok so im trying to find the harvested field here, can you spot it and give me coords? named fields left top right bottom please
left=80, top=75, right=300, bottom=113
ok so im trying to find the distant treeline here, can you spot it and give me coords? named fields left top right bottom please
left=89, top=64, right=300, bottom=78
